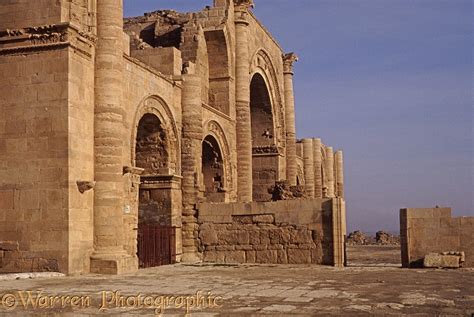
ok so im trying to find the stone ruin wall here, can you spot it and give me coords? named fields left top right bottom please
left=400, top=207, right=474, bottom=268
left=197, top=199, right=346, bottom=266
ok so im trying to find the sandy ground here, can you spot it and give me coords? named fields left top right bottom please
left=347, top=245, right=401, bottom=267
left=0, top=246, right=473, bottom=316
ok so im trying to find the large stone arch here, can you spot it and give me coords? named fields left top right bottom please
left=250, top=49, right=285, bottom=148
left=131, top=95, right=180, bottom=175
left=202, top=120, right=233, bottom=201
left=249, top=60, right=285, bottom=201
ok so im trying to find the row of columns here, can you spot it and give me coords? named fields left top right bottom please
left=301, top=138, right=344, bottom=199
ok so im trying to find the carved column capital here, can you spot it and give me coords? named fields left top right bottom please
left=233, top=0, right=254, bottom=9
left=283, top=52, right=299, bottom=74
left=234, top=0, right=254, bottom=25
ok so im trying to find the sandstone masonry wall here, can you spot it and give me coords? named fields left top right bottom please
left=198, top=199, right=344, bottom=265
left=0, top=48, right=70, bottom=273
left=400, top=207, right=474, bottom=267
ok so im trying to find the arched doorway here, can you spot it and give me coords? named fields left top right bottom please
left=201, top=135, right=225, bottom=202
left=250, top=73, right=279, bottom=201
left=135, top=113, right=176, bottom=268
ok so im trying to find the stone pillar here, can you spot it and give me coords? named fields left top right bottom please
left=234, top=3, right=253, bottom=202
left=283, top=53, right=298, bottom=186
left=325, top=147, right=335, bottom=198
left=335, top=150, right=344, bottom=198
left=91, top=0, right=137, bottom=274
left=313, top=138, right=323, bottom=198
left=181, top=66, right=203, bottom=262
left=302, top=138, right=315, bottom=198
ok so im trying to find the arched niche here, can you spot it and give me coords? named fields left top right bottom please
left=202, top=120, right=234, bottom=202
left=202, top=135, right=225, bottom=202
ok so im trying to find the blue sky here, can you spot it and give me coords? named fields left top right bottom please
left=124, top=0, right=473, bottom=233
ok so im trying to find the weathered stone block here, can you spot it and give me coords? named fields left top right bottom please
left=248, top=230, right=260, bottom=245
left=277, top=249, right=288, bottom=264
left=423, top=253, right=460, bottom=268
left=246, top=250, right=256, bottom=263
left=290, top=229, right=313, bottom=244
left=235, top=244, right=253, bottom=251
left=203, top=251, right=225, bottom=263
left=269, top=228, right=291, bottom=244
left=253, top=214, right=274, bottom=224
left=215, top=245, right=235, bottom=251
left=311, top=248, right=323, bottom=264
left=288, top=249, right=311, bottom=264
left=0, top=241, right=19, bottom=251
left=225, top=251, right=246, bottom=263
left=199, top=229, right=218, bottom=246
left=233, top=215, right=253, bottom=224
left=0, top=190, right=14, bottom=209
left=259, top=230, right=270, bottom=245
left=256, top=250, right=277, bottom=263
left=217, top=230, right=249, bottom=245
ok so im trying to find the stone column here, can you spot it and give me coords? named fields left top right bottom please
left=283, top=53, right=298, bottom=186
left=181, top=66, right=203, bottom=262
left=234, top=3, right=253, bottom=202
left=302, top=138, right=315, bottom=198
left=313, top=138, right=323, bottom=198
left=91, top=0, right=137, bottom=274
left=325, top=146, right=335, bottom=198
left=335, top=150, right=344, bottom=198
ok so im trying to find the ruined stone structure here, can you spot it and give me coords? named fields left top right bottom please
left=0, top=0, right=345, bottom=274
left=400, top=207, right=474, bottom=268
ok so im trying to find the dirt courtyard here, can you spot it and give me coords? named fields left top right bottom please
left=0, top=246, right=472, bottom=316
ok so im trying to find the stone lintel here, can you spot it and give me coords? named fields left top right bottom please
left=140, top=174, right=183, bottom=190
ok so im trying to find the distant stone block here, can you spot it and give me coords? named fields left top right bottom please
left=423, top=253, right=460, bottom=268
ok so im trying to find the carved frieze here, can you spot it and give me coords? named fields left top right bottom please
left=0, top=23, right=96, bottom=58
left=252, top=145, right=280, bottom=155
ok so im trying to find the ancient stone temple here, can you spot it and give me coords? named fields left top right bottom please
left=0, top=0, right=346, bottom=275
